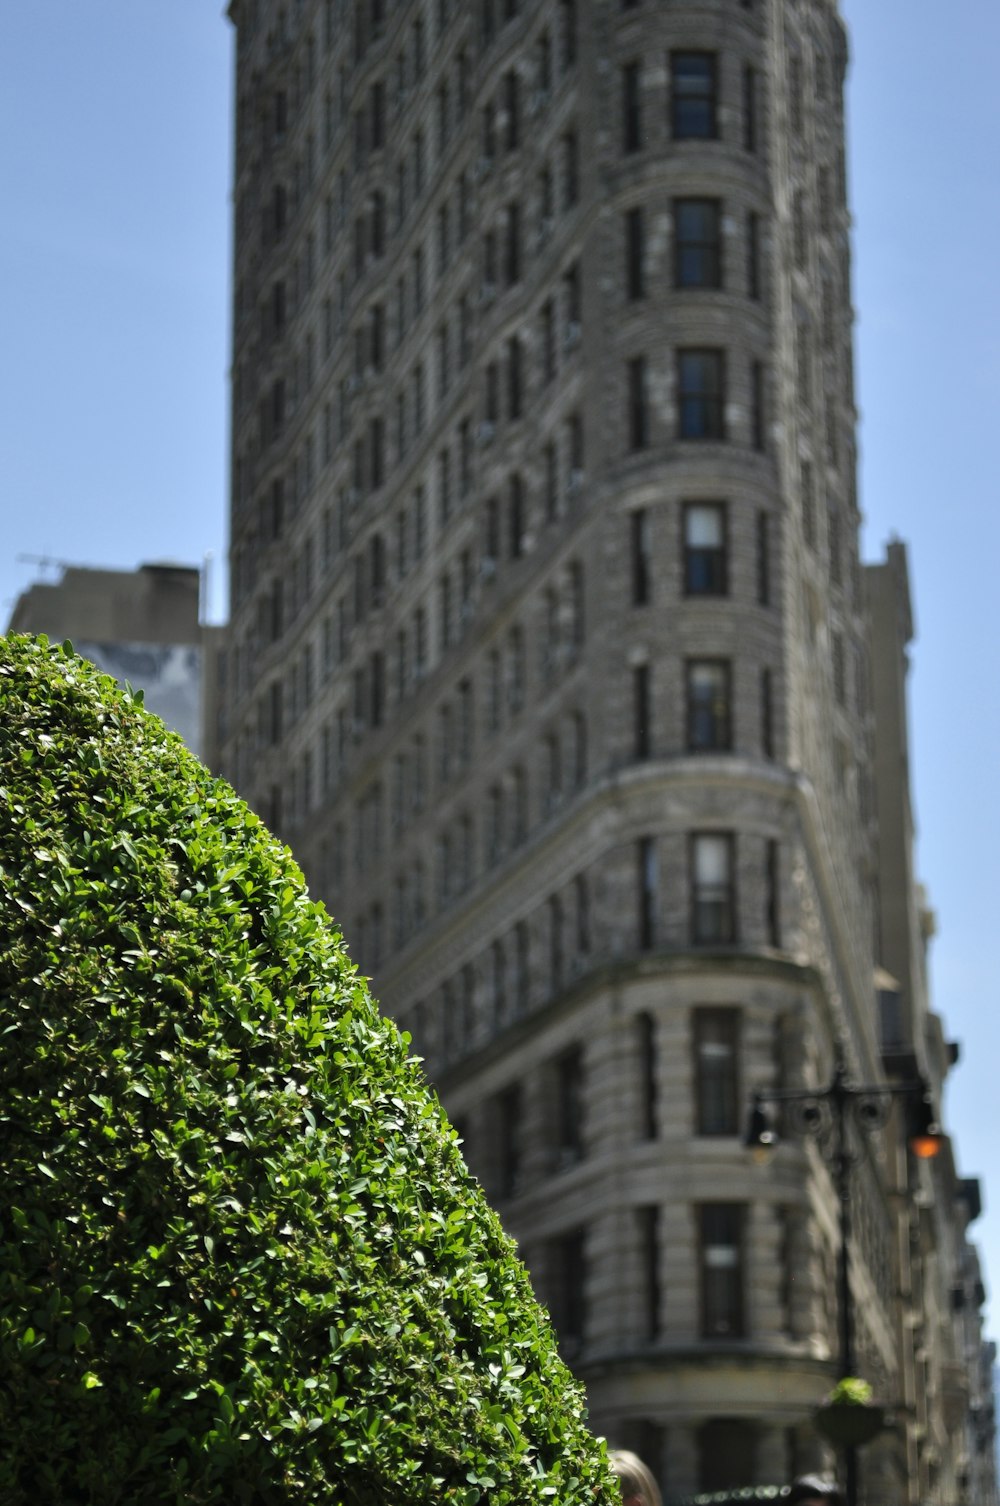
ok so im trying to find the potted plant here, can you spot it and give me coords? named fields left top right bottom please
left=814, top=1377, right=887, bottom=1448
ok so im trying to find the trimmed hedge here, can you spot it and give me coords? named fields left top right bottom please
left=0, top=635, right=617, bottom=1506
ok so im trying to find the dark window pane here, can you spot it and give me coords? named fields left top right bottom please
left=675, top=199, right=721, bottom=288
left=684, top=504, right=727, bottom=596
left=694, top=1009, right=739, bottom=1135
left=672, top=52, right=717, bottom=139
left=700, top=1203, right=744, bottom=1337
left=687, top=660, right=731, bottom=751
left=678, top=350, right=724, bottom=439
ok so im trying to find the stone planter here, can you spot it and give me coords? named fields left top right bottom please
left=814, top=1402, right=887, bottom=1448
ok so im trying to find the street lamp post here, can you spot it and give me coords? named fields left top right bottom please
left=745, top=1051, right=942, bottom=1506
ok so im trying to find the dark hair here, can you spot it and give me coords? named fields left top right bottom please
left=787, top=1476, right=844, bottom=1506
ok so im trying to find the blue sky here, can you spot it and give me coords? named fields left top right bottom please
left=2, top=2, right=998, bottom=1331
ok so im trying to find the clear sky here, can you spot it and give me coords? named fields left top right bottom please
left=2, top=2, right=998, bottom=1331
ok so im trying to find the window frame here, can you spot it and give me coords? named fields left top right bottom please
left=699, top=1203, right=745, bottom=1338
left=693, top=1007, right=740, bottom=1136
left=674, top=197, right=723, bottom=289
left=671, top=51, right=718, bottom=140
left=623, top=59, right=642, bottom=153
left=627, top=354, right=649, bottom=450
left=690, top=831, right=736, bottom=945
left=626, top=205, right=645, bottom=300
left=677, top=348, right=726, bottom=439
left=682, top=502, right=728, bottom=597
left=685, top=658, right=732, bottom=752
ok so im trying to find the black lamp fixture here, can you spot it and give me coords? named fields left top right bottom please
left=743, top=1060, right=943, bottom=1163
left=744, top=1096, right=778, bottom=1164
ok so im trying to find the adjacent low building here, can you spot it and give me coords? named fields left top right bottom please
left=6, top=561, right=208, bottom=758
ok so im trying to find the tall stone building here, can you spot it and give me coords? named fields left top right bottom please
left=219, top=3, right=993, bottom=1501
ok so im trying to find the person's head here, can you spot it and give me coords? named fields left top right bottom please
left=609, top=1448, right=663, bottom=1506
left=787, top=1474, right=844, bottom=1506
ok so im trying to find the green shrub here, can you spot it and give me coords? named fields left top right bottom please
left=0, top=635, right=617, bottom=1506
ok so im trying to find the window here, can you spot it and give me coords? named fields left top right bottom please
left=633, top=664, right=650, bottom=760
left=458, top=678, right=474, bottom=764
left=568, top=409, right=584, bottom=475
left=828, top=505, right=843, bottom=587
left=638, top=835, right=657, bottom=950
left=751, top=361, right=765, bottom=451
left=507, top=625, right=525, bottom=713
left=555, top=1046, right=584, bottom=1166
left=548, top=893, right=564, bottom=993
left=489, top=939, right=506, bottom=1025
left=832, top=630, right=846, bottom=706
left=544, top=439, right=559, bottom=522
left=438, top=448, right=453, bottom=526
left=437, top=702, right=452, bottom=782
left=638, top=1205, right=661, bottom=1339
left=537, top=29, right=552, bottom=95
left=801, top=459, right=816, bottom=549
left=574, top=872, right=590, bottom=954
left=504, top=67, right=520, bottom=150
left=561, top=128, right=579, bottom=209
left=486, top=500, right=500, bottom=575
left=497, top=1085, right=522, bottom=1197
left=486, top=782, right=504, bottom=863
left=504, top=201, right=521, bottom=285
left=699, top=1204, right=744, bottom=1337
left=761, top=667, right=774, bottom=758
left=507, top=336, right=523, bottom=419
left=484, top=361, right=499, bottom=425
left=742, top=64, right=757, bottom=153
left=686, top=660, right=731, bottom=752
left=747, top=210, right=761, bottom=299
left=572, top=711, right=587, bottom=788
left=637, top=1011, right=658, bottom=1140
left=631, top=508, right=651, bottom=605
left=569, top=561, right=585, bottom=649
left=691, top=832, right=735, bottom=944
left=559, top=0, right=577, bottom=71
left=671, top=52, right=717, bottom=140
left=515, top=919, right=530, bottom=1012
left=627, top=356, right=649, bottom=451
left=548, top=1229, right=587, bottom=1352
left=544, top=730, right=562, bottom=810
left=541, top=298, right=556, bottom=383
left=766, top=839, right=780, bottom=946
left=623, top=62, right=642, bottom=153
left=683, top=503, right=727, bottom=595
left=508, top=473, right=525, bottom=558
left=440, top=572, right=455, bottom=654
left=563, top=260, right=581, bottom=331
left=699, top=1421, right=757, bottom=1495
left=626, top=206, right=644, bottom=299
left=678, top=349, right=725, bottom=438
left=512, top=764, right=528, bottom=845
left=694, top=1008, right=739, bottom=1135
left=674, top=199, right=721, bottom=288
left=756, top=510, right=770, bottom=605
left=487, top=649, right=501, bottom=733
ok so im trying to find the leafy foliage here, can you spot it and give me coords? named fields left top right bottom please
left=0, top=636, right=616, bottom=1506
left=825, top=1377, right=874, bottom=1408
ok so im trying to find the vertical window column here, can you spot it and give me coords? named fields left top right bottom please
left=699, top=1203, right=745, bottom=1337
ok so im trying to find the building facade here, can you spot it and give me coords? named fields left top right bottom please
left=219, top=3, right=993, bottom=1501
left=865, top=543, right=996, bottom=1506
left=6, top=561, right=208, bottom=758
